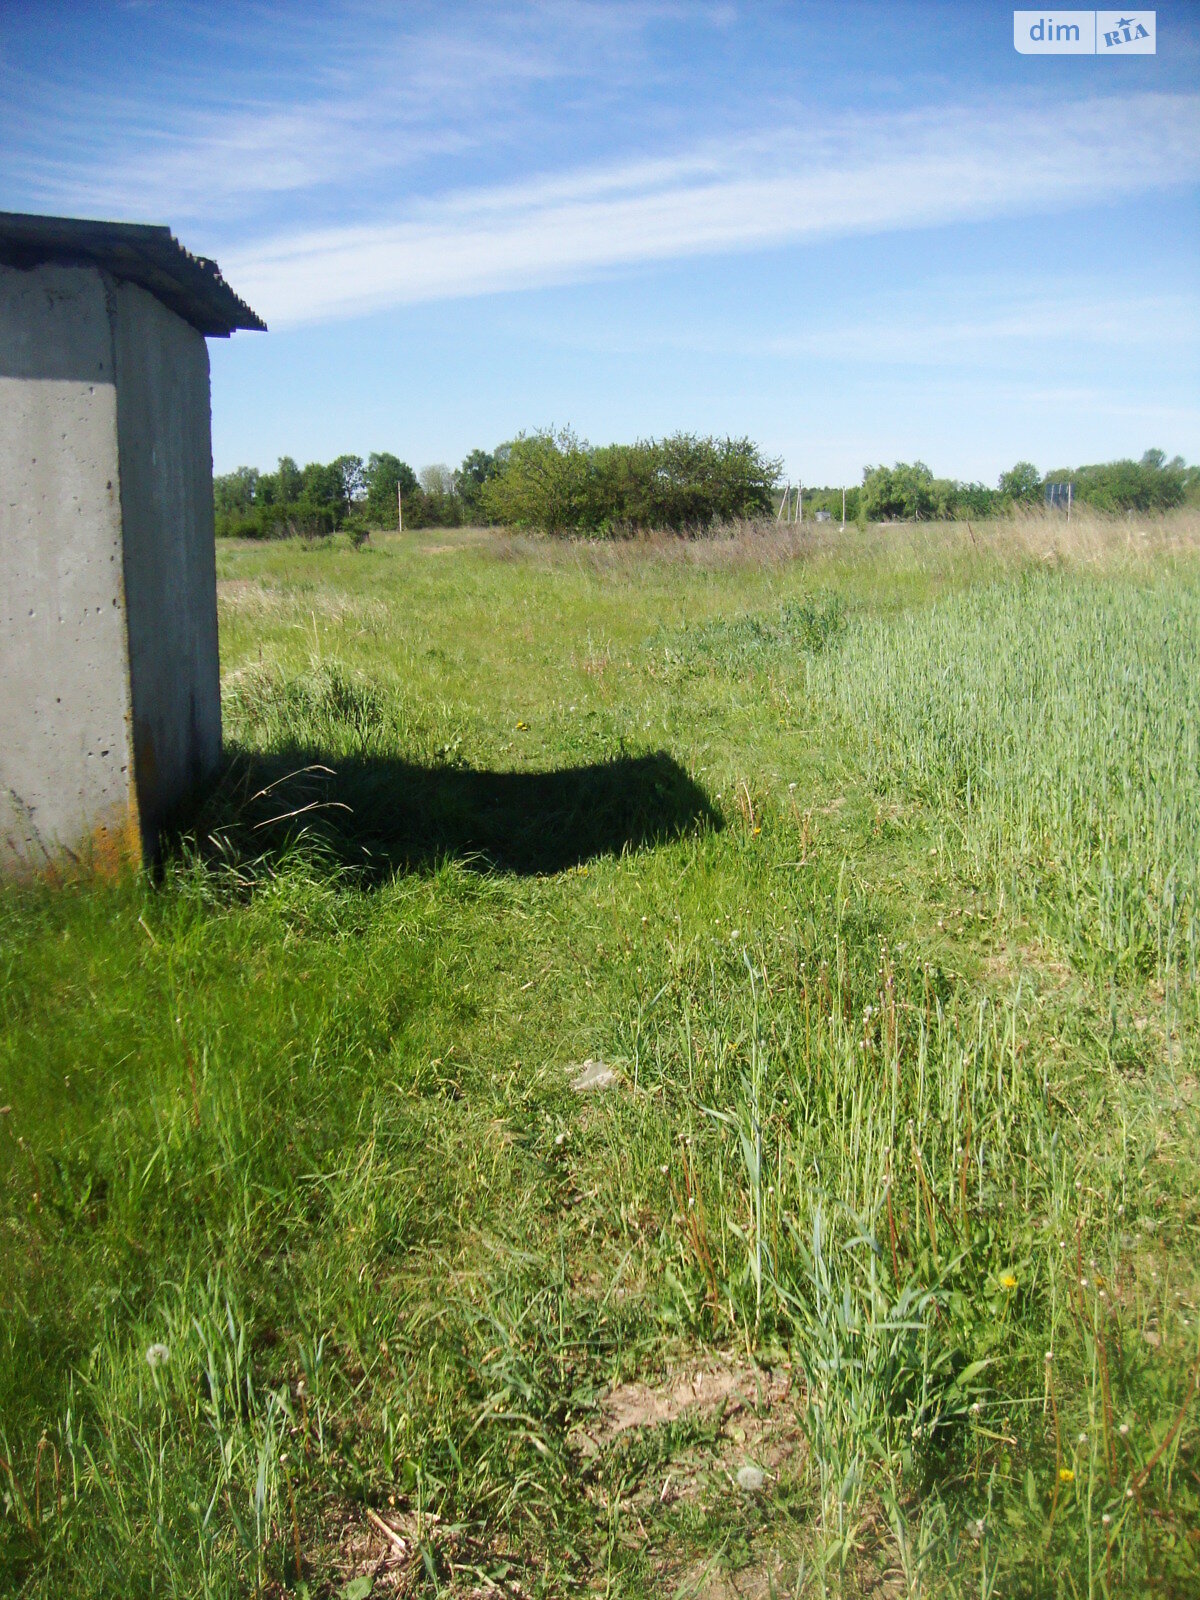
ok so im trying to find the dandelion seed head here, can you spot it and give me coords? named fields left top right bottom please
left=146, top=1343, right=170, bottom=1369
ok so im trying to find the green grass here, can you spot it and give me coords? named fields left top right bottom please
left=2, top=513, right=1199, bottom=1597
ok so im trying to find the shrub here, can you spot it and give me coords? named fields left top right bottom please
left=479, top=429, right=779, bottom=534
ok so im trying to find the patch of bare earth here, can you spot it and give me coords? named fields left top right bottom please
left=572, top=1358, right=792, bottom=1463
left=569, top=1356, right=809, bottom=1596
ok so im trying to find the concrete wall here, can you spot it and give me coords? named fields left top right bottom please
left=112, top=279, right=221, bottom=842
left=0, top=263, right=139, bottom=872
left=0, top=261, right=221, bottom=875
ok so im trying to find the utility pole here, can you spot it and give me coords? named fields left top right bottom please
left=798, top=482, right=802, bottom=524
left=841, top=486, right=846, bottom=529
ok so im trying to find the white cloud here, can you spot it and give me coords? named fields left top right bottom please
left=217, top=92, right=1200, bottom=326
left=2, top=0, right=681, bottom=221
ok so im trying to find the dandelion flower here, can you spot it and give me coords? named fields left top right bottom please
left=1059, top=1467, right=1075, bottom=1483
left=1001, top=1274, right=1018, bottom=1290
left=146, top=1342, right=170, bottom=1369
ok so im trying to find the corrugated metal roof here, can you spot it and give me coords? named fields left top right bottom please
left=0, top=212, right=266, bottom=337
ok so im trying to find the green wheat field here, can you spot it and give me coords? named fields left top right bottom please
left=3, top=512, right=1199, bottom=1597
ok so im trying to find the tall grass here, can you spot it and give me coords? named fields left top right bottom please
left=811, top=572, right=1200, bottom=986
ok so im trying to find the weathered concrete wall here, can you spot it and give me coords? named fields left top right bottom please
left=112, top=279, right=221, bottom=841
left=0, top=261, right=221, bottom=875
left=0, top=263, right=140, bottom=872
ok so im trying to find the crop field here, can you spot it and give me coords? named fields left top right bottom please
left=2, top=512, right=1199, bottom=1598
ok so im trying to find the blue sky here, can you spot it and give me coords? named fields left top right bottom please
left=2, top=1, right=1197, bottom=483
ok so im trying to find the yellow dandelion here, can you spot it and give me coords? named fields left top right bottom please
left=1058, top=1467, right=1074, bottom=1484
left=1001, top=1274, right=1018, bottom=1290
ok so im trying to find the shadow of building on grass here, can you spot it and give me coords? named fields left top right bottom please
left=178, top=747, right=720, bottom=883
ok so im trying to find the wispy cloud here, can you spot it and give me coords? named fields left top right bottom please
left=2, top=0, right=690, bottom=222
left=220, top=92, right=1200, bottom=325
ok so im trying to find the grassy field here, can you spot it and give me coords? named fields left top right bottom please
left=2, top=512, right=1199, bottom=1598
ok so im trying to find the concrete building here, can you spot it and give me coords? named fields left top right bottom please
left=0, top=214, right=264, bottom=875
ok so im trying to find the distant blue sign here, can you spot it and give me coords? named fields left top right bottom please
left=1045, top=482, right=1073, bottom=509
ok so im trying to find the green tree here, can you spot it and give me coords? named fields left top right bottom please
left=457, top=449, right=497, bottom=518
left=364, top=452, right=418, bottom=529
left=998, top=461, right=1042, bottom=503
left=1070, top=452, right=1186, bottom=512
left=213, top=466, right=258, bottom=520
left=276, top=456, right=303, bottom=503
left=212, top=466, right=262, bottom=535
left=332, top=454, right=365, bottom=506
left=861, top=462, right=937, bottom=521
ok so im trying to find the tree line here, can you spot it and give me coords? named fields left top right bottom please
left=213, top=438, right=1198, bottom=539
left=802, top=450, right=1197, bottom=524
left=211, top=453, right=479, bottom=539
left=212, top=432, right=776, bottom=538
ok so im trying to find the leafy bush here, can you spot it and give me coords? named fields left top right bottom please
left=861, top=461, right=962, bottom=522
left=479, top=428, right=780, bottom=534
left=1050, top=449, right=1189, bottom=513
